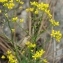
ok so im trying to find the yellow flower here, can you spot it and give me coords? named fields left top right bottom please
left=0, top=0, right=8, bottom=3
left=30, top=1, right=38, bottom=6
left=29, top=8, right=34, bottom=12
left=12, top=17, right=18, bottom=22
left=50, top=19, right=59, bottom=26
left=51, top=30, right=55, bottom=37
left=20, top=19, right=24, bottom=23
left=43, top=4, right=49, bottom=8
left=6, top=50, right=12, bottom=54
left=51, top=30, right=62, bottom=42
left=1, top=55, right=5, bottom=59
left=31, top=50, right=33, bottom=52
left=32, top=49, right=45, bottom=60
left=20, top=1, right=24, bottom=4
left=25, top=41, right=30, bottom=45
left=5, top=13, right=8, bottom=17
left=6, top=50, right=17, bottom=63
left=35, top=10, right=39, bottom=14
left=30, top=1, right=52, bottom=18
left=9, top=0, right=13, bottom=2
left=26, top=8, right=34, bottom=12
left=4, top=2, right=15, bottom=9
left=16, top=0, right=24, bottom=4
left=45, top=9, right=52, bottom=18
left=11, top=29, right=15, bottom=32
left=37, top=2, right=49, bottom=10
left=26, top=41, right=36, bottom=48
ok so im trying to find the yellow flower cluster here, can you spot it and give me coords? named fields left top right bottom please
left=3, top=2, right=15, bottom=9
left=51, top=30, right=62, bottom=42
left=4, top=3, right=15, bottom=9
left=0, top=0, right=8, bottom=3
left=30, top=1, right=49, bottom=14
left=2, top=0, right=23, bottom=9
left=26, top=8, right=34, bottom=12
left=16, top=0, right=24, bottom=4
left=37, top=3, right=49, bottom=10
left=25, top=41, right=36, bottom=48
left=30, top=1, right=38, bottom=6
left=27, top=1, right=59, bottom=26
left=12, top=17, right=18, bottom=22
left=6, top=50, right=17, bottom=63
left=50, top=19, right=59, bottom=26
left=32, top=49, right=45, bottom=60
left=45, top=9, right=52, bottom=18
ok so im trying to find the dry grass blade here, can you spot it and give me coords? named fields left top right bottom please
left=0, top=34, right=12, bottom=53
left=28, top=12, right=32, bottom=36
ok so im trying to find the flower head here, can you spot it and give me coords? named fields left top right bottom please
left=51, top=30, right=62, bottom=42
left=26, top=41, right=36, bottom=48
left=0, top=0, right=8, bottom=3
left=32, top=49, right=45, bottom=60
left=12, top=17, right=18, bottom=22
left=50, top=19, right=59, bottom=26
left=1, top=55, right=5, bottom=59
left=4, top=2, right=15, bottom=9
left=6, top=50, right=17, bottom=63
